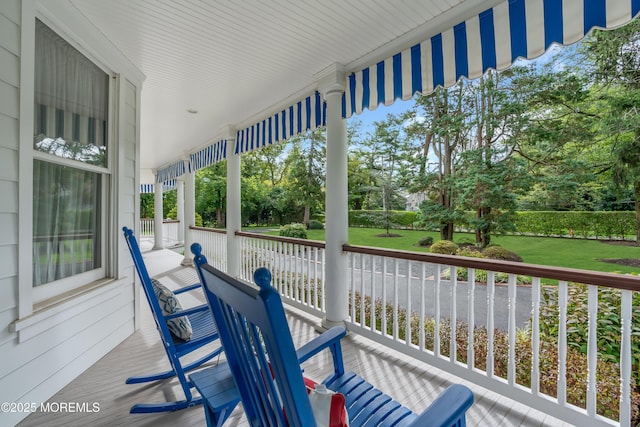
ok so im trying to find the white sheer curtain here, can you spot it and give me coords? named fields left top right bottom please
left=32, top=161, right=101, bottom=286
left=32, top=20, right=107, bottom=286
left=34, top=19, right=109, bottom=164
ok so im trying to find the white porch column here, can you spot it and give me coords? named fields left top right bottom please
left=225, top=126, right=241, bottom=277
left=153, top=178, right=164, bottom=250
left=181, top=165, right=196, bottom=266
left=177, top=178, right=185, bottom=244
left=317, top=64, right=348, bottom=329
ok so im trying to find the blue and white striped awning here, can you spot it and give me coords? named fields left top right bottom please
left=155, top=160, right=186, bottom=183
left=139, top=180, right=176, bottom=193
left=189, top=139, right=227, bottom=172
left=343, top=0, right=640, bottom=117
left=140, top=183, right=154, bottom=194
left=235, top=91, right=326, bottom=155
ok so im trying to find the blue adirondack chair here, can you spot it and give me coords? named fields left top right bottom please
left=191, top=242, right=474, bottom=426
left=122, top=227, right=239, bottom=418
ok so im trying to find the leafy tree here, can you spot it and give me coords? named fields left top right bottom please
left=583, top=20, right=640, bottom=242
left=405, top=81, right=468, bottom=240
left=359, top=114, right=409, bottom=235
left=140, top=193, right=154, bottom=218
left=196, top=162, right=227, bottom=227
left=163, top=189, right=176, bottom=219
left=284, top=129, right=326, bottom=226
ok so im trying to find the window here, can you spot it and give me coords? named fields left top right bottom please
left=32, top=19, right=110, bottom=290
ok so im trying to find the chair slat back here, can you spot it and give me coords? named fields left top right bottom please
left=193, top=245, right=315, bottom=427
left=122, top=227, right=177, bottom=352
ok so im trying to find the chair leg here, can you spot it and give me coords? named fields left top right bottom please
left=125, top=347, right=223, bottom=384
left=204, top=403, right=235, bottom=427
left=129, top=396, right=203, bottom=414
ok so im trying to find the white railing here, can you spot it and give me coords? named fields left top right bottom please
left=187, top=227, right=640, bottom=426
left=344, top=244, right=639, bottom=427
left=236, top=231, right=325, bottom=316
left=163, top=220, right=180, bottom=246
left=190, top=226, right=227, bottom=272
left=140, top=218, right=154, bottom=236
left=138, top=219, right=181, bottom=246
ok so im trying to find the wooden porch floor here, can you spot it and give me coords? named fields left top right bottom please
left=18, top=247, right=573, bottom=427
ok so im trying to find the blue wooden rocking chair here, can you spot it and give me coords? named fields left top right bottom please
left=191, top=242, right=474, bottom=427
left=122, top=227, right=239, bottom=418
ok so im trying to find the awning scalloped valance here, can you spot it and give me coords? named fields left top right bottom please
left=189, top=140, right=227, bottom=173
left=155, top=161, right=185, bottom=184
left=140, top=180, right=176, bottom=193
left=235, top=91, right=326, bottom=156
left=343, top=0, right=640, bottom=117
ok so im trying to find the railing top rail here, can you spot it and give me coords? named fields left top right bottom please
left=190, top=226, right=227, bottom=234
left=343, top=243, right=640, bottom=292
left=187, top=225, right=640, bottom=291
left=235, top=231, right=326, bottom=249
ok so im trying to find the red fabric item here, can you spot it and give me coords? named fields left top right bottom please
left=267, top=364, right=348, bottom=426
left=304, top=377, right=349, bottom=427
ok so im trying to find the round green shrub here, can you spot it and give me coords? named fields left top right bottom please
left=308, top=220, right=325, bottom=230
left=279, top=223, right=308, bottom=239
left=418, top=236, right=434, bottom=247
left=430, top=240, right=458, bottom=254
left=482, top=246, right=523, bottom=262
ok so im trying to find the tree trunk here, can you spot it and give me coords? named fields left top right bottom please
left=441, top=223, right=454, bottom=241
left=216, top=208, right=225, bottom=228
left=303, top=204, right=310, bottom=227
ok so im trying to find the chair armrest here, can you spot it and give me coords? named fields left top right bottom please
left=295, top=326, right=346, bottom=363
left=295, top=326, right=347, bottom=381
left=164, top=303, right=209, bottom=320
left=410, top=384, right=474, bottom=427
left=173, top=283, right=201, bottom=294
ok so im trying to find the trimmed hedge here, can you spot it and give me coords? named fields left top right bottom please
left=350, top=209, right=635, bottom=239
left=513, top=211, right=636, bottom=239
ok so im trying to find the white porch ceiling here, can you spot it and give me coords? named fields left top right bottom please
left=66, top=0, right=502, bottom=172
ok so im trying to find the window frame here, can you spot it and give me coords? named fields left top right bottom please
left=24, top=13, right=117, bottom=306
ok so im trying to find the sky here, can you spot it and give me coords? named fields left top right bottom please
left=347, top=98, right=415, bottom=142
left=346, top=40, right=579, bottom=141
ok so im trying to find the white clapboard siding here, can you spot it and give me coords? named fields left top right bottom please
left=0, top=3, right=141, bottom=426
left=0, top=0, right=20, bottom=363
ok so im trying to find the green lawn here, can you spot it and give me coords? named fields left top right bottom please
left=266, top=227, right=640, bottom=275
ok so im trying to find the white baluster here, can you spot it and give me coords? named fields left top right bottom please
left=486, top=271, right=495, bottom=377
left=558, top=281, right=568, bottom=406
left=420, top=263, right=426, bottom=351
left=350, top=253, right=356, bottom=322
left=435, top=265, right=441, bottom=357
left=586, top=284, right=598, bottom=416
left=531, top=277, right=541, bottom=396
left=467, top=268, right=475, bottom=370
left=393, top=258, right=399, bottom=341
left=620, top=289, right=632, bottom=426
left=508, top=274, right=517, bottom=386
left=450, top=266, right=457, bottom=363
left=371, top=256, right=377, bottom=332
left=382, top=258, right=388, bottom=338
